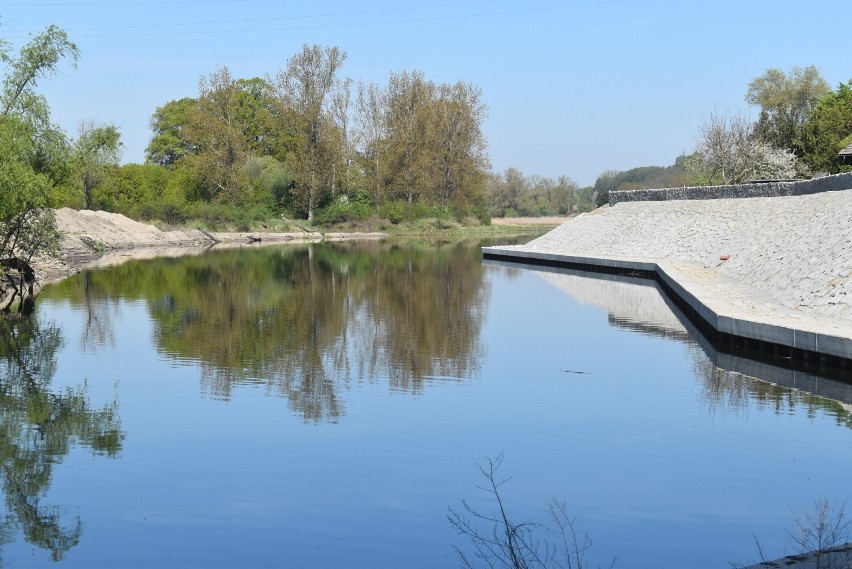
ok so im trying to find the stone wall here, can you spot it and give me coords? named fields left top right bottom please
left=609, top=171, right=852, bottom=205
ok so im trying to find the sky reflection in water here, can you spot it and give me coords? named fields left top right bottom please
left=1, top=240, right=850, bottom=568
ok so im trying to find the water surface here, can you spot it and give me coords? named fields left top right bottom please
left=1, top=239, right=850, bottom=568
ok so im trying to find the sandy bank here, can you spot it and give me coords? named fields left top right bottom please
left=33, top=208, right=386, bottom=286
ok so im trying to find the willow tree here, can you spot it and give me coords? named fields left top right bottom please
left=269, top=45, right=347, bottom=220
left=1, top=25, right=77, bottom=310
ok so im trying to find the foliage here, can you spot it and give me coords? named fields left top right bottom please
left=44, top=241, right=489, bottom=413
left=146, top=97, right=196, bottom=166
left=96, top=162, right=176, bottom=217
left=694, top=109, right=801, bottom=184
left=487, top=168, right=582, bottom=216
left=746, top=65, right=829, bottom=151
left=0, top=25, right=75, bottom=304
left=135, top=47, right=492, bottom=224
left=798, top=80, right=852, bottom=174
left=449, top=454, right=615, bottom=569
left=591, top=164, right=694, bottom=207
left=72, top=121, right=123, bottom=209
left=268, top=45, right=348, bottom=221
left=0, top=315, right=123, bottom=560
left=313, top=198, right=372, bottom=225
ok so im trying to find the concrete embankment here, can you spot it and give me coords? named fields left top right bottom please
left=483, top=175, right=852, bottom=366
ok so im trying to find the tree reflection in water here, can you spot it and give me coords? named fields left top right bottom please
left=0, top=316, right=124, bottom=562
left=690, top=346, right=852, bottom=429
left=46, top=240, right=489, bottom=423
left=533, top=267, right=852, bottom=428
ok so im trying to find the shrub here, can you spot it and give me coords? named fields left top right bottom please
left=314, top=201, right=372, bottom=226
left=139, top=201, right=186, bottom=225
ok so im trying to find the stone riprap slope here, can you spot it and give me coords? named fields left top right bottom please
left=509, top=190, right=852, bottom=319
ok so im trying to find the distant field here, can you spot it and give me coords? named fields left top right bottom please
left=491, top=216, right=568, bottom=226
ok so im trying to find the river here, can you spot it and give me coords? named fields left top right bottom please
left=1, top=238, right=850, bottom=568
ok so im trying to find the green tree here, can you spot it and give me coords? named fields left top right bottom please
left=96, top=162, right=180, bottom=217
left=184, top=66, right=251, bottom=203
left=798, top=80, right=852, bottom=173
left=384, top=70, right=434, bottom=204
left=429, top=81, right=489, bottom=210
left=72, top=121, right=122, bottom=209
left=0, top=25, right=76, bottom=307
left=746, top=66, right=829, bottom=151
left=146, top=97, right=196, bottom=167
left=269, top=45, right=348, bottom=220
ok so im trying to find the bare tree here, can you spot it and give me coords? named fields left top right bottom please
left=732, top=497, right=851, bottom=569
left=356, top=81, right=388, bottom=204
left=331, top=77, right=353, bottom=197
left=448, top=454, right=616, bottom=569
left=788, top=498, right=851, bottom=569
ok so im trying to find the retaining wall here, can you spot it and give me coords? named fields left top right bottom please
left=609, top=171, right=852, bottom=204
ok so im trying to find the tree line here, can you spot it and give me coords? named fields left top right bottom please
left=592, top=65, right=852, bottom=204
left=129, top=46, right=491, bottom=225
left=4, top=25, right=852, bottom=285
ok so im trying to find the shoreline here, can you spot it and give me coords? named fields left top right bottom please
left=484, top=189, right=852, bottom=369
left=30, top=208, right=389, bottom=294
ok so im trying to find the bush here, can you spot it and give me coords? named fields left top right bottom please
left=314, top=201, right=372, bottom=226
left=139, top=201, right=186, bottom=225
left=377, top=201, right=410, bottom=224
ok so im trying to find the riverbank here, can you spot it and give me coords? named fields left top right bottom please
left=32, top=208, right=388, bottom=287
left=32, top=209, right=561, bottom=289
left=484, top=187, right=852, bottom=363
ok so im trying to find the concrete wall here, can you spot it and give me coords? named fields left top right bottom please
left=609, top=171, right=852, bottom=205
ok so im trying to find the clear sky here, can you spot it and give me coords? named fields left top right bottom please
left=1, top=0, right=848, bottom=187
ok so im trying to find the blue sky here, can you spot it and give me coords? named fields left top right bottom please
left=1, top=0, right=848, bottom=187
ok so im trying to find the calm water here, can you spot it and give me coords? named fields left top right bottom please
left=1, top=239, right=851, bottom=568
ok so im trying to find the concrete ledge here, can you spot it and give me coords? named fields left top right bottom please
left=482, top=247, right=852, bottom=367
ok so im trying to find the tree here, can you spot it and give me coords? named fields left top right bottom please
left=430, top=81, right=489, bottom=209
left=184, top=66, right=251, bottom=203
left=385, top=70, right=434, bottom=204
left=330, top=77, right=354, bottom=198
left=593, top=170, right=620, bottom=207
left=146, top=97, right=196, bottom=167
left=73, top=121, right=122, bottom=209
left=449, top=454, right=616, bottom=569
left=746, top=66, right=829, bottom=151
left=356, top=81, right=388, bottom=204
left=0, top=25, right=76, bottom=310
left=695, top=109, right=799, bottom=184
left=798, top=80, right=852, bottom=174
left=269, top=45, right=347, bottom=220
